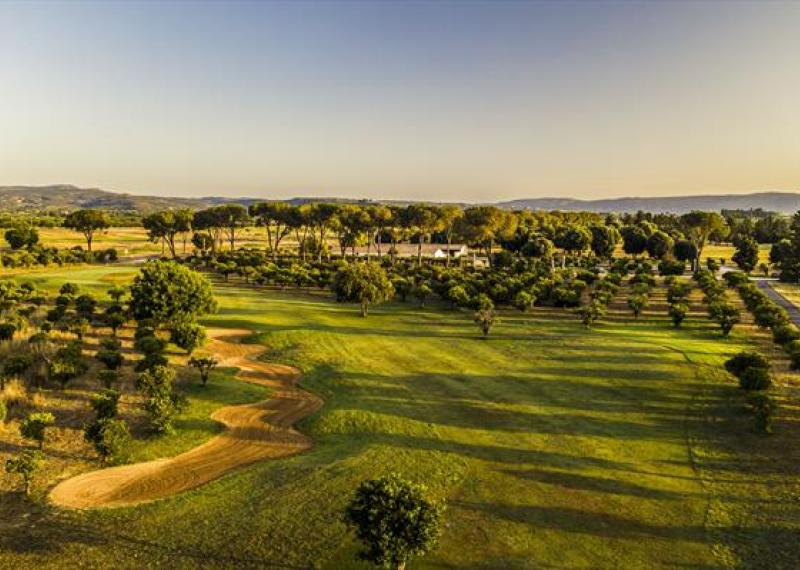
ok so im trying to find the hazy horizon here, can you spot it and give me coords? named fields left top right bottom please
left=2, top=1, right=799, bottom=202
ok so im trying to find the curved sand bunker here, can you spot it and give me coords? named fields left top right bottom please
left=50, top=328, right=321, bottom=509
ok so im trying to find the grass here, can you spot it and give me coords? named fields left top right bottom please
left=1, top=266, right=799, bottom=568
left=126, top=366, right=270, bottom=463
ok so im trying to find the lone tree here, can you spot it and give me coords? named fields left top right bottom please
left=128, top=260, right=217, bottom=327
left=5, top=449, right=43, bottom=497
left=474, top=307, right=497, bottom=337
left=344, top=474, right=444, bottom=570
left=189, top=355, right=218, bottom=387
left=332, top=262, right=395, bottom=317
left=63, top=209, right=110, bottom=252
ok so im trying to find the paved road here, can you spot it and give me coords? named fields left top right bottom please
left=754, top=279, right=800, bottom=327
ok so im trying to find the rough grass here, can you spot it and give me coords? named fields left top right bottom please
left=0, top=267, right=799, bottom=569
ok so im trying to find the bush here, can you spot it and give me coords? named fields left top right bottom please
left=134, top=335, right=166, bottom=355
left=91, top=389, right=120, bottom=420
left=20, top=412, right=55, bottom=449
left=739, top=366, right=772, bottom=391
left=724, top=351, right=769, bottom=378
left=84, top=418, right=131, bottom=464
left=658, top=259, right=685, bottom=276
left=96, top=349, right=124, bottom=370
left=772, top=324, right=800, bottom=346
left=668, top=302, right=688, bottom=327
left=5, top=449, right=43, bottom=496
left=170, top=320, right=207, bottom=355
left=747, top=393, right=776, bottom=434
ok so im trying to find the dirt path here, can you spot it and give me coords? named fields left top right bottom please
left=49, top=328, right=322, bottom=509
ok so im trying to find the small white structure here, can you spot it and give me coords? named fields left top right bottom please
left=354, top=244, right=469, bottom=259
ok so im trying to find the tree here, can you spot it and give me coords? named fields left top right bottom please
left=577, top=300, right=606, bottom=328
left=5, top=449, right=43, bottom=496
left=20, top=412, right=55, bottom=449
left=208, top=204, right=250, bottom=251
left=84, top=418, right=131, bottom=465
left=673, top=240, right=698, bottom=267
left=680, top=211, right=727, bottom=269
left=170, top=320, right=207, bottom=354
left=456, top=206, right=515, bottom=266
left=137, top=365, right=184, bottom=434
left=627, top=294, right=648, bottom=319
left=189, top=355, right=218, bottom=386
left=1, top=354, right=33, bottom=390
left=344, top=474, right=444, bottom=570
left=438, top=205, right=463, bottom=266
left=142, top=210, right=192, bottom=258
left=474, top=307, right=497, bottom=337
left=620, top=226, right=648, bottom=256
left=63, top=209, right=110, bottom=252
left=725, top=351, right=769, bottom=378
left=668, top=302, right=688, bottom=327
left=589, top=224, right=620, bottom=259
left=4, top=224, right=39, bottom=249
left=249, top=202, right=293, bottom=260
left=732, top=236, right=759, bottom=272
left=645, top=231, right=674, bottom=259
left=403, top=204, right=441, bottom=266
left=332, top=262, right=395, bottom=317
left=554, top=225, right=591, bottom=257
left=708, top=300, right=740, bottom=335
left=128, top=260, right=217, bottom=326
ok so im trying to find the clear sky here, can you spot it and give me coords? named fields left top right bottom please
left=1, top=1, right=799, bottom=202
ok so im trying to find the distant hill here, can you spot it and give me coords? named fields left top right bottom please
left=496, top=192, right=800, bottom=214
left=0, top=185, right=257, bottom=213
left=2, top=185, right=800, bottom=215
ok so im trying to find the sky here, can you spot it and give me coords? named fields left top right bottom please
left=1, top=1, right=799, bottom=202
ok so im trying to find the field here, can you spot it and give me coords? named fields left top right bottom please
left=0, top=263, right=798, bottom=568
left=6, top=226, right=774, bottom=267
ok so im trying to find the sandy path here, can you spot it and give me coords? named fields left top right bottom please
left=49, top=328, right=322, bottom=509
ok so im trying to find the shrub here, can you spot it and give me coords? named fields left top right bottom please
left=0, top=399, right=6, bottom=422
left=668, top=302, right=688, bottom=327
left=5, top=449, right=43, bottom=496
left=739, top=366, right=772, bottom=391
left=91, top=389, right=120, bottom=419
left=84, top=418, right=131, bottom=464
left=96, top=349, right=124, bottom=370
left=658, top=259, right=685, bottom=276
left=20, top=412, right=55, bottom=449
left=747, top=393, right=776, bottom=434
left=0, top=322, right=16, bottom=341
left=724, top=351, right=769, bottom=378
left=708, top=300, right=739, bottom=335
left=134, top=335, right=166, bottom=355
left=772, top=324, right=800, bottom=346
left=170, top=320, right=207, bottom=355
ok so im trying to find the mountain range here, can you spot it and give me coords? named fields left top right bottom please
left=2, top=185, right=800, bottom=215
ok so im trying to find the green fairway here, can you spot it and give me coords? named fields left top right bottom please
left=2, top=265, right=799, bottom=568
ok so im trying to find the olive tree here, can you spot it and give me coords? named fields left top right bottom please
left=128, top=260, right=217, bottom=327
left=189, top=355, right=219, bottom=386
left=332, top=262, right=395, bottom=317
left=344, top=474, right=444, bottom=570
